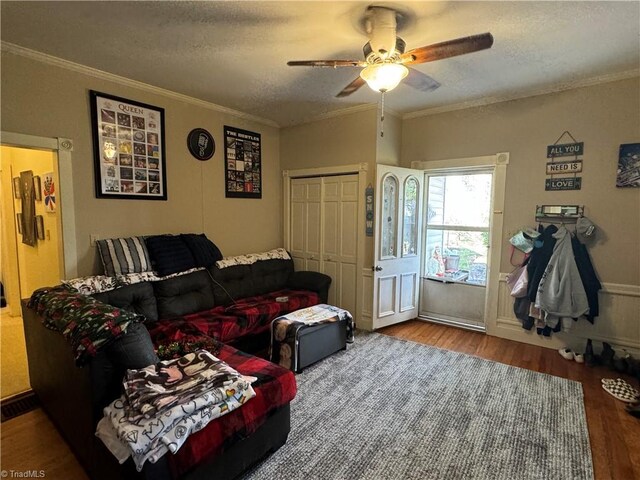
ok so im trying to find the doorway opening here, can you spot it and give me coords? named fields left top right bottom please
left=421, top=171, right=493, bottom=330
left=0, top=144, right=63, bottom=399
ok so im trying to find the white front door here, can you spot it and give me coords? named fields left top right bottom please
left=372, top=165, right=424, bottom=329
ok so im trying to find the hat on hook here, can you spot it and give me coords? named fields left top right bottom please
left=576, top=216, right=596, bottom=242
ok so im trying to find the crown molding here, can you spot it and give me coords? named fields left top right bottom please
left=403, top=69, right=640, bottom=120
left=1, top=41, right=280, bottom=128
left=290, top=100, right=401, bottom=128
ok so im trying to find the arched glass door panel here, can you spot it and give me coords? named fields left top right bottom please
left=380, top=174, right=398, bottom=259
left=402, top=176, right=419, bottom=257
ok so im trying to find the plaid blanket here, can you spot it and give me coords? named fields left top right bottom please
left=148, top=289, right=319, bottom=345
left=28, top=286, right=140, bottom=366
left=165, top=343, right=297, bottom=478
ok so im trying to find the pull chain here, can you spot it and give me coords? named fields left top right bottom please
left=380, top=90, right=385, bottom=138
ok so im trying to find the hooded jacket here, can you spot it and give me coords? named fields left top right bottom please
left=535, top=226, right=589, bottom=318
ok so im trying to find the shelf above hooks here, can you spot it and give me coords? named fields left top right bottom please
left=535, top=204, right=584, bottom=222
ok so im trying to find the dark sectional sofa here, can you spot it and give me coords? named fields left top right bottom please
left=23, top=255, right=332, bottom=479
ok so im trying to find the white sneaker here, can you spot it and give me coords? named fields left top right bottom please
left=574, top=353, right=585, bottom=363
left=558, top=348, right=574, bottom=360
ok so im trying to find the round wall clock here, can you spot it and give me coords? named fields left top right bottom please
left=187, top=128, right=215, bottom=161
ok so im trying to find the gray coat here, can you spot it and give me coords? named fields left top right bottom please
left=535, top=226, right=589, bottom=318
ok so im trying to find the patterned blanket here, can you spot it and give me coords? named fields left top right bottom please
left=165, top=344, right=297, bottom=478
left=28, top=287, right=140, bottom=365
left=270, top=304, right=354, bottom=371
left=148, top=289, right=319, bottom=345
left=99, top=350, right=256, bottom=471
left=123, top=350, right=254, bottom=421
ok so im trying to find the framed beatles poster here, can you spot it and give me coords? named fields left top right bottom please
left=90, top=90, right=167, bottom=200
left=224, top=126, right=261, bottom=199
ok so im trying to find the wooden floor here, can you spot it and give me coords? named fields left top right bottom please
left=1, top=320, right=638, bottom=479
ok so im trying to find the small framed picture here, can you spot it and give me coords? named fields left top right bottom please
left=13, top=177, right=21, bottom=199
left=33, top=176, right=42, bottom=201
left=35, top=215, right=45, bottom=240
left=16, top=213, right=23, bottom=234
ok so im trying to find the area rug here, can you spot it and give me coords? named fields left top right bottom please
left=246, top=331, right=593, bottom=480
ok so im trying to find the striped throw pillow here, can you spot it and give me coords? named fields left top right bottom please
left=96, top=237, right=153, bottom=276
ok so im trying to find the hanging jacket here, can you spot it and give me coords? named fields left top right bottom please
left=535, top=226, right=589, bottom=318
left=527, top=224, right=558, bottom=302
left=571, top=235, right=602, bottom=323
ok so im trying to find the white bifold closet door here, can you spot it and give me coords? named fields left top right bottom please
left=290, top=175, right=358, bottom=314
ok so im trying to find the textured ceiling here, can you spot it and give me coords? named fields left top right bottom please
left=1, top=1, right=639, bottom=127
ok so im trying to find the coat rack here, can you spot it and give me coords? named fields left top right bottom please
left=535, top=204, right=584, bottom=223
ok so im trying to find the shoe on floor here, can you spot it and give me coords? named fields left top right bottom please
left=559, top=348, right=574, bottom=360
left=574, top=353, right=585, bottom=363
left=602, top=380, right=640, bottom=403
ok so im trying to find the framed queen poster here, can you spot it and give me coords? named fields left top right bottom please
left=90, top=91, right=167, bottom=200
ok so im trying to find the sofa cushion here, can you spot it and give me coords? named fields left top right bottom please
left=153, top=270, right=215, bottom=319
left=93, top=282, right=158, bottom=323
left=91, top=323, right=159, bottom=415
left=181, top=234, right=223, bottom=268
left=210, top=264, right=255, bottom=306
left=146, top=235, right=197, bottom=276
left=96, top=237, right=153, bottom=276
left=250, top=259, right=293, bottom=296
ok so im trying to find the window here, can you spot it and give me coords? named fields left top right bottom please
left=424, top=173, right=492, bottom=286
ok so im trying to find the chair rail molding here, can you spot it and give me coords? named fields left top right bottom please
left=493, top=273, right=640, bottom=354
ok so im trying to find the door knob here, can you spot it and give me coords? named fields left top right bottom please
left=372, top=265, right=383, bottom=272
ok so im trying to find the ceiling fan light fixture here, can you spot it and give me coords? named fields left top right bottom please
left=360, top=63, right=408, bottom=93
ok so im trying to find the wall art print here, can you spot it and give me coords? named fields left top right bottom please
left=616, top=143, right=640, bottom=188
left=224, top=126, right=261, bottom=199
left=43, top=172, right=56, bottom=212
left=90, top=91, right=167, bottom=200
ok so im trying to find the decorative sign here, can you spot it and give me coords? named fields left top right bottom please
left=547, top=142, right=584, bottom=158
left=545, top=177, right=582, bottom=191
left=43, top=172, right=56, bottom=212
left=90, top=90, right=167, bottom=200
left=187, top=128, right=215, bottom=161
left=546, top=160, right=583, bottom=175
left=365, top=184, right=374, bottom=237
left=616, top=143, right=640, bottom=188
left=224, top=126, right=261, bottom=199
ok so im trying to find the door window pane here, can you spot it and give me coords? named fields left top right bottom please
left=402, top=177, right=419, bottom=256
left=427, top=174, right=492, bottom=228
left=381, top=175, right=398, bottom=258
left=425, top=229, right=489, bottom=285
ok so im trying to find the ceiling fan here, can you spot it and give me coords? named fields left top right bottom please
left=287, top=5, right=494, bottom=98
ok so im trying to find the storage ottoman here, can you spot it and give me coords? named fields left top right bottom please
left=270, top=304, right=354, bottom=373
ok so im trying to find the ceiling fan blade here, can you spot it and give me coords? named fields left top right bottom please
left=401, top=32, right=494, bottom=65
left=404, top=68, right=441, bottom=92
left=336, top=76, right=366, bottom=98
left=287, top=60, right=365, bottom=68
